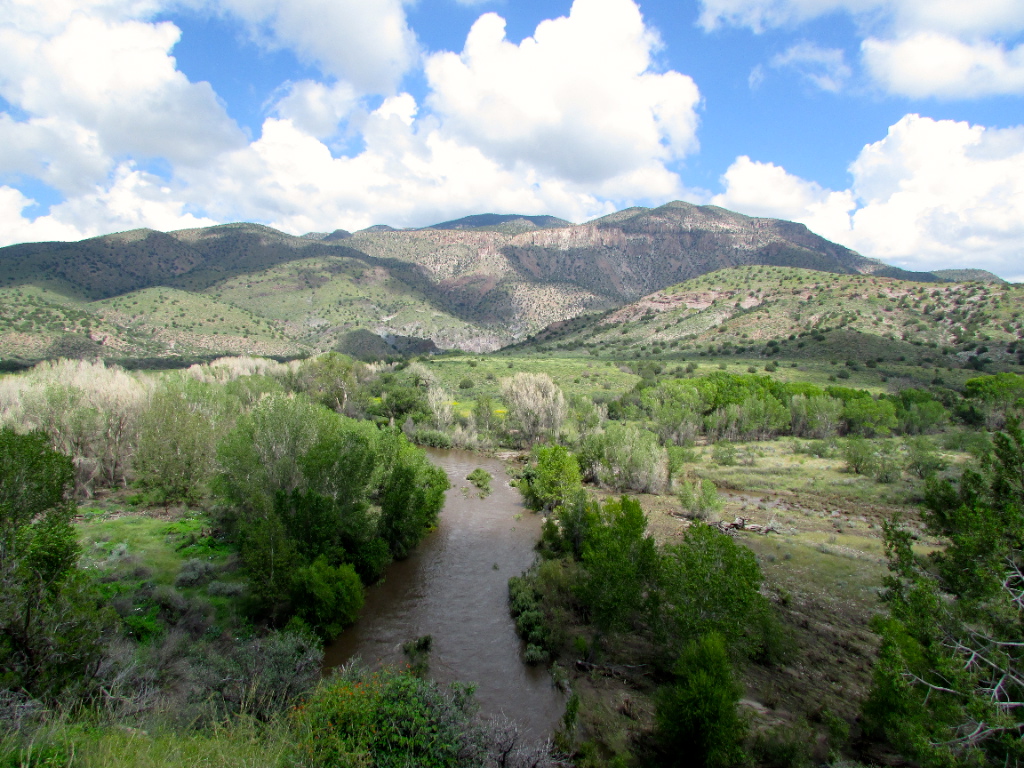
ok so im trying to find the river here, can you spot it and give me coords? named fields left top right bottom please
left=322, top=447, right=565, bottom=740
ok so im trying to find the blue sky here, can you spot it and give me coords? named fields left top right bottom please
left=0, top=0, right=1022, bottom=280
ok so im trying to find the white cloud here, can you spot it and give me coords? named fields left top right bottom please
left=181, top=109, right=618, bottom=234
left=698, top=0, right=1024, bottom=98
left=0, top=16, right=244, bottom=171
left=272, top=80, right=359, bottom=139
left=423, top=0, right=701, bottom=186
left=712, top=115, right=1024, bottom=279
left=698, top=0, right=1024, bottom=36
left=712, top=156, right=856, bottom=239
left=216, top=0, right=418, bottom=93
left=0, top=166, right=217, bottom=247
left=770, top=42, right=851, bottom=92
left=0, top=0, right=696, bottom=243
left=862, top=34, right=1024, bottom=97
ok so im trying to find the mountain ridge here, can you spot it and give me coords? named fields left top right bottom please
left=0, top=201, right=1000, bottom=361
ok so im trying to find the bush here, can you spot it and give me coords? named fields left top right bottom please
left=519, top=445, right=582, bottom=512
left=871, top=443, right=903, bottom=484
left=904, top=436, right=946, bottom=479
left=410, top=428, right=453, bottom=449
left=466, top=468, right=492, bottom=497
left=711, top=442, right=738, bottom=466
left=655, top=633, right=746, bottom=768
left=175, top=558, right=217, bottom=588
left=841, top=436, right=876, bottom=475
left=206, top=580, right=245, bottom=598
left=290, top=557, right=364, bottom=639
left=292, top=664, right=551, bottom=768
left=677, top=478, right=724, bottom=521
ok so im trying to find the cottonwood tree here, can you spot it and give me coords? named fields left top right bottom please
left=500, top=372, right=567, bottom=445
left=866, top=420, right=1024, bottom=766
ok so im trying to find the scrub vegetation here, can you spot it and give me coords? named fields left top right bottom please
left=1, top=264, right=1023, bottom=767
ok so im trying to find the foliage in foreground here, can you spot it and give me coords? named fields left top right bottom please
left=292, top=664, right=558, bottom=768
left=866, top=420, right=1024, bottom=767
left=0, top=429, right=112, bottom=700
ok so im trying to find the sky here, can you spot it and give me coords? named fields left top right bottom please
left=1, top=0, right=1023, bottom=280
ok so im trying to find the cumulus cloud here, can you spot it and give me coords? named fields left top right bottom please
left=180, top=107, right=617, bottom=234
left=862, top=34, right=1024, bottom=97
left=770, top=42, right=851, bottom=92
left=271, top=80, right=359, bottom=139
left=698, top=0, right=1024, bottom=98
left=698, top=0, right=1024, bottom=36
left=0, top=166, right=217, bottom=246
left=423, top=0, right=701, bottom=187
left=217, top=0, right=418, bottom=94
left=712, top=156, right=856, bottom=239
left=0, top=15, right=244, bottom=173
left=0, top=0, right=698, bottom=242
left=713, top=115, right=1024, bottom=279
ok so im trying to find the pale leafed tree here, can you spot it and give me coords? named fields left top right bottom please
left=500, top=372, right=567, bottom=445
left=1, top=359, right=148, bottom=493
left=427, top=385, right=454, bottom=430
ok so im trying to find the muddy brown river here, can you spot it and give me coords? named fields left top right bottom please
left=323, top=447, right=565, bottom=739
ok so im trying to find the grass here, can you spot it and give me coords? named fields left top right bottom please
left=2, top=714, right=293, bottom=768
left=75, top=502, right=244, bottom=630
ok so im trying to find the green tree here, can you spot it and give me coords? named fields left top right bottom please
left=575, top=497, right=660, bottom=656
left=0, top=429, right=110, bottom=699
left=655, top=633, right=746, bottom=768
left=133, top=377, right=229, bottom=505
left=843, top=397, right=898, bottom=437
left=659, top=521, right=777, bottom=660
left=290, top=557, right=364, bottom=639
left=520, top=444, right=582, bottom=513
left=865, top=421, right=1024, bottom=766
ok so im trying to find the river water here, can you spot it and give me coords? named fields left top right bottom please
left=323, top=447, right=565, bottom=739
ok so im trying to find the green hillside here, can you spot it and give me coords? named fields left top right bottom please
left=515, top=266, right=1024, bottom=369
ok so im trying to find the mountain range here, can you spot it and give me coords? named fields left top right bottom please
left=0, top=201, right=1006, bottom=362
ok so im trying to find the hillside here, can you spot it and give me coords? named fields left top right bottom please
left=514, top=265, right=1024, bottom=368
left=0, top=202, right=1004, bottom=362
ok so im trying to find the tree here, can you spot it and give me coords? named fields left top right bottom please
left=865, top=420, right=1024, bottom=766
left=519, top=444, right=582, bottom=512
left=133, top=377, right=228, bottom=505
left=659, top=521, right=776, bottom=660
left=655, top=633, right=746, bottom=768
left=0, top=429, right=110, bottom=699
left=843, top=397, right=898, bottom=437
left=500, top=372, right=567, bottom=445
left=575, top=497, right=660, bottom=656
left=583, top=424, right=668, bottom=494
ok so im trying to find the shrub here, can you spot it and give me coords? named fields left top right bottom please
left=466, top=468, right=492, bottom=497
left=871, top=444, right=903, bottom=484
left=519, top=445, right=582, bottom=512
left=410, top=428, right=453, bottom=449
left=677, top=478, right=724, bottom=521
left=290, top=557, right=364, bottom=639
left=292, top=665, right=499, bottom=768
left=711, top=442, right=738, bottom=466
left=175, top=558, right=217, bottom=588
left=654, top=633, right=746, bottom=768
left=841, top=436, right=876, bottom=475
left=903, top=436, right=946, bottom=479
